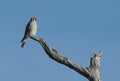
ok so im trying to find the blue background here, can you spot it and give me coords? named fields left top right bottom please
left=0, top=0, right=120, bottom=81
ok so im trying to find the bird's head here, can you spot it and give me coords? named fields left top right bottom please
left=31, top=17, right=38, bottom=22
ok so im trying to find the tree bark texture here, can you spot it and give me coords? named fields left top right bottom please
left=30, top=37, right=102, bottom=81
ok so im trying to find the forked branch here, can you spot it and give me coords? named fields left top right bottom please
left=30, top=36, right=102, bottom=81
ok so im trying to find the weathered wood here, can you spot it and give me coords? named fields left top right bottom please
left=30, top=37, right=102, bottom=81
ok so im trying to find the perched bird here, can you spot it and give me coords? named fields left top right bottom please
left=21, top=17, right=38, bottom=47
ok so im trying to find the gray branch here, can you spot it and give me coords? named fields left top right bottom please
left=30, top=37, right=102, bottom=81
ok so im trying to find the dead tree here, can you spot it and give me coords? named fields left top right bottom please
left=30, top=37, right=102, bottom=81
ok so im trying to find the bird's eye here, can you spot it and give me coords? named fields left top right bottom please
left=35, top=18, right=37, bottom=21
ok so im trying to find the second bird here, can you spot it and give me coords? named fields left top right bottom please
left=21, top=17, right=38, bottom=47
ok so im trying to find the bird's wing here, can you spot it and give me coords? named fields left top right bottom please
left=24, top=22, right=31, bottom=36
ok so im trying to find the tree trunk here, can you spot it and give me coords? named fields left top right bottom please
left=30, top=37, right=102, bottom=81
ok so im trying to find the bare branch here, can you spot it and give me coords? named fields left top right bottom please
left=31, top=37, right=90, bottom=79
left=30, top=36, right=102, bottom=81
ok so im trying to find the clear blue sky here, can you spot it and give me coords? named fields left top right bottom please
left=0, top=0, right=120, bottom=81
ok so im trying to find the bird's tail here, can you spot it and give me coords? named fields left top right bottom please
left=21, top=36, right=28, bottom=48
left=21, top=42, right=26, bottom=48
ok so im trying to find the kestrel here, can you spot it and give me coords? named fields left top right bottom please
left=21, top=17, right=38, bottom=47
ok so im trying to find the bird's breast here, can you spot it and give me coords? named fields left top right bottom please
left=29, top=22, right=37, bottom=37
